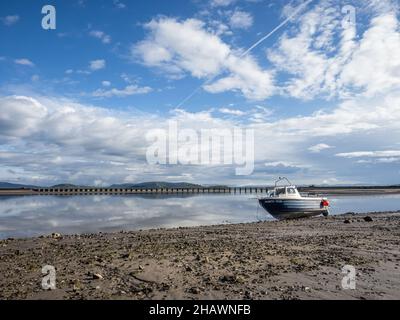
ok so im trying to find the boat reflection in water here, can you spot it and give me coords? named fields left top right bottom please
left=258, top=177, right=330, bottom=220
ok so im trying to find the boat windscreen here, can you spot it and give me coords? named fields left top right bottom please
left=275, top=188, right=286, bottom=196
left=287, top=187, right=297, bottom=194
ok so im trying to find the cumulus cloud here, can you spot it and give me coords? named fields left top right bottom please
left=267, top=0, right=400, bottom=100
left=89, top=59, right=106, bottom=71
left=133, top=18, right=230, bottom=78
left=92, top=84, right=152, bottom=98
left=1, top=87, right=400, bottom=185
left=1, top=15, right=19, bottom=26
left=336, top=150, right=400, bottom=165
left=132, top=17, right=275, bottom=100
left=0, top=95, right=245, bottom=185
left=0, top=96, right=46, bottom=138
left=218, top=108, right=246, bottom=116
left=217, top=105, right=272, bottom=121
left=14, top=58, right=34, bottom=67
left=89, top=30, right=112, bottom=44
left=308, top=143, right=333, bottom=153
left=229, top=10, right=253, bottom=29
left=336, top=151, right=400, bottom=158
left=113, top=0, right=126, bottom=9
left=339, top=13, right=400, bottom=97
left=203, top=54, right=275, bottom=100
left=130, top=0, right=399, bottom=102
left=210, top=0, right=236, bottom=7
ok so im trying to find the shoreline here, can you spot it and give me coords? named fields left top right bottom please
left=1, top=211, right=399, bottom=300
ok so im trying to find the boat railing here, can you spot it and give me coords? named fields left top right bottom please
left=274, top=177, right=293, bottom=188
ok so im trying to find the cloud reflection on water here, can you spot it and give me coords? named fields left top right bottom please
left=0, top=194, right=400, bottom=239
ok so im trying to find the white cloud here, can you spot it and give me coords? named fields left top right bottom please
left=336, top=151, right=400, bottom=158
left=208, top=20, right=232, bottom=36
left=89, top=59, right=106, bottom=71
left=102, top=81, right=111, bottom=87
left=339, top=13, right=400, bottom=97
left=133, top=18, right=274, bottom=100
left=210, top=0, right=236, bottom=7
left=0, top=95, right=242, bottom=185
left=267, top=1, right=400, bottom=100
left=229, top=10, right=253, bottom=29
left=248, top=106, right=273, bottom=123
left=336, top=149, right=400, bottom=165
left=77, top=69, right=91, bottom=75
left=14, top=58, right=34, bottom=67
left=308, top=143, right=333, bottom=153
left=0, top=96, right=47, bottom=138
left=218, top=108, right=245, bottom=116
left=376, top=158, right=400, bottom=163
left=203, top=54, right=275, bottom=100
left=1, top=88, right=400, bottom=185
left=1, top=15, right=19, bottom=26
left=89, top=30, right=112, bottom=44
left=66, top=64, right=107, bottom=75
left=92, top=84, right=152, bottom=98
left=133, top=18, right=230, bottom=78
left=264, top=161, right=307, bottom=168
left=113, top=0, right=126, bottom=9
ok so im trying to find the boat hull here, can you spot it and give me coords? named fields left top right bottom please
left=258, top=198, right=329, bottom=220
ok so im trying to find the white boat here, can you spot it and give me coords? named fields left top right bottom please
left=258, top=177, right=330, bottom=220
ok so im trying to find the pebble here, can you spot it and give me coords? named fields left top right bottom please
left=50, top=233, right=62, bottom=239
left=220, top=275, right=245, bottom=284
left=92, top=273, right=104, bottom=280
left=185, top=265, right=193, bottom=272
left=190, top=287, right=201, bottom=294
left=72, top=279, right=81, bottom=291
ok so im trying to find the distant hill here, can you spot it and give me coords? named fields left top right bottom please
left=50, top=184, right=91, bottom=189
left=110, top=182, right=204, bottom=189
left=0, top=182, right=39, bottom=189
left=1, top=181, right=205, bottom=190
left=206, top=184, right=230, bottom=189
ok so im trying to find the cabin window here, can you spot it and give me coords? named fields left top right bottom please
left=287, top=188, right=296, bottom=194
left=276, top=188, right=286, bottom=196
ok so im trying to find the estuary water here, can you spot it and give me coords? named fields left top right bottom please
left=0, top=193, right=399, bottom=239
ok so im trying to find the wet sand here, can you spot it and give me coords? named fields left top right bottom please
left=0, top=211, right=399, bottom=300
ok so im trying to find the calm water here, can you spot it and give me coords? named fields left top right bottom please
left=0, top=193, right=399, bottom=239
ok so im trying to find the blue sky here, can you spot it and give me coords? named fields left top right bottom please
left=0, top=0, right=400, bottom=186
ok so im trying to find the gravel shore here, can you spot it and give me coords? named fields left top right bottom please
left=1, top=212, right=399, bottom=300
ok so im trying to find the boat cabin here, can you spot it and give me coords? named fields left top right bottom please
left=268, top=186, right=301, bottom=198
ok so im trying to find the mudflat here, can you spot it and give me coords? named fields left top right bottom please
left=0, top=212, right=399, bottom=300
